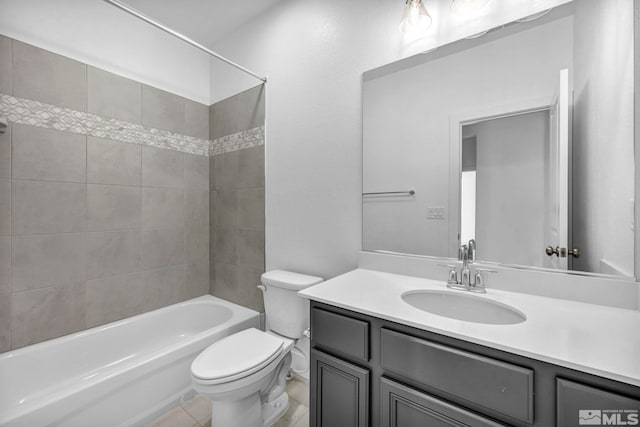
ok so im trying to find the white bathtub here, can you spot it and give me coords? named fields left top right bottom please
left=0, top=295, right=260, bottom=427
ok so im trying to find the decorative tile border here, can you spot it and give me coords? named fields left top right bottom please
left=0, top=93, right=210, bottom=156
left=209, top=126, right=265, bottom=156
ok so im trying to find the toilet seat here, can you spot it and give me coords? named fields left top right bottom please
left=191, top=328, right=284, bottom=385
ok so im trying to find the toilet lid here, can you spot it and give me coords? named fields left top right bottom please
left=191, top=328, right=284, bottom=383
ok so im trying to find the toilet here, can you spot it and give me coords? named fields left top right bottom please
left=190, top=270, right=323, bottom=427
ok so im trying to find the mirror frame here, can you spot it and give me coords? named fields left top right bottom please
left=361, top=1, right=640, bottom=282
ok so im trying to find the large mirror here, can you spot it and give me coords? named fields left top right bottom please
left=363, top=0, right=635, bottom=278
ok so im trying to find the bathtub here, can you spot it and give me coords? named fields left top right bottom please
left=0, top=295, right=260, bottom=427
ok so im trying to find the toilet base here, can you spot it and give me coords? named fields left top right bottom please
left=262, top=392, right=289, bottom=427
left=209, top=391, right=289, bottom=427
left=211, top=392, right=262, bottom=427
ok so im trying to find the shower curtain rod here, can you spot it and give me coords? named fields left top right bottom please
left=103, top=0, right=267, bottom=83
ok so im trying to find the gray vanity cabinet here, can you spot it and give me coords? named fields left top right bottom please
left=309, top=300, right=640, bottom=427
left=557, top=379, right=640, bottom=426
left=381, top=378, right=505, bottom=427
left=311, top=349, right=370, bottom=427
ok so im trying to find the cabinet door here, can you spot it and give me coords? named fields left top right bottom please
left=311, top=349, right=369, bottom=427
left=381, top=378, right=506, bottom=427
left=557, top=379, right=640, bottom=427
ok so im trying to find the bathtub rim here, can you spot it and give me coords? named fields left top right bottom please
left=0, top=294, right=257, bottom=359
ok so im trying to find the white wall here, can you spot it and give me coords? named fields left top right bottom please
left=362, top=17, right=572, bottom=258
left=209, top=0, right=571, bottom=279
left=572, top=0, right=635, bottom=277
left=0, top=0, right=211, bottom=103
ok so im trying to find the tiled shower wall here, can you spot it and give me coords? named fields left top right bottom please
left=209, top=86, right=266, bottom=312
left=0, top=36, right=210, bottom=351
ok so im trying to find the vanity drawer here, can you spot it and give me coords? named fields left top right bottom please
left=311, top=307, right=369, bottom=362
left=557, top=379, right=640, bottom=426
left=381, top=377, right=506, bottom=427
left=381, top=328, right=534, bottom=423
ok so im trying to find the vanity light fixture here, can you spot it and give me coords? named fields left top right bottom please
left=451, top=0, right=491, bottom=16
left=399, top=0, right=432, bottom=36
left=516, top=8, right=552, bottom=23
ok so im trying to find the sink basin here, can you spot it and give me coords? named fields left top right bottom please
left=401, top=290, right=526, bottom=325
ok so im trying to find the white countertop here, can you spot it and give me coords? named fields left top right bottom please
left=298, top=268, right=640, bottom=387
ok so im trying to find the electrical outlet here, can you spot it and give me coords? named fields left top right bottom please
left=427, top=207, right=445, bottom=220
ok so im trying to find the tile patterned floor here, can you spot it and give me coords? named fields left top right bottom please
left=146, top=376, right=309, bottom=427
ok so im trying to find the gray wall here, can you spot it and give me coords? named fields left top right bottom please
left=0, top=36, right=210, bottom=352
left=209, top=85, right=265, bottom=312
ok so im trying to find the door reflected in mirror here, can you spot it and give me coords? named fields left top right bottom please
left=362, top=0, right=635, bottom=278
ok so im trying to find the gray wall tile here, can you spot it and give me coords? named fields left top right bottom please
left=86, top=231, right=141, bottom=280
left=142, top=227, right=185, bottom=270
left=213, top=150, right=239, bottom=191
left=184, top=154, right=209, bottom=190
left=142, top=146, right=184, bottom=188
left=12, top=124, right=86, bottom=182
left=238, top=188, right=265, bottom=229
left=215, top=190, right=237, bottom=228
left=0, top=295, right=10, bottom=353
left=86, top=272, right=144, bottom=327
left=12, top=233, right=86, bottom=292
left=237, top=228, right=265, bottom=269
left=0, top=35, right=11, bottom=94
left=0, top=237, right=9, bottom=296
left=186, top=223, right=208, bottom=265
left=208, top=86, right=265, bottom=313
left=237, top=266, right=265, bottom=312
left=87, top=184, right=141, bottom=231
left=0, top=122, right=10, bottom=179
left=0, top=179, right=9, bottom=236
left=215, top=227, right=237, bottom=265
left=12, top=180, right=85, bottom=235
left=12, top=40, right=87, bottom=111
left=87, top=136, right=141, bottom=186
left=211, top=262, right=264, bottom=312
left=186, top=261, right=209, bottom=299
left=142, top=187, right=184, bottom=229
left=209, top=190, right=217, bottom=264
left=212, top=262, right=239, bottom=305
left=87, top=66, right=142, bottom=123
left=142, top=265, right=186, bottom=311
left=11, top=282, right=86, bottom=349
left=142, top=85, right=185, bottom=135
left=186, top=189, right=209, bottom=226
left=185, top=100, right=209, bottom=140
left=209, top=84, right=265, bottom=139
left=209, top=156, right=216, bottom=189
left=238, top=146, right=265, bottom=189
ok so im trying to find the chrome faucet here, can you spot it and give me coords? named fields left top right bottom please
left=468, top=239, right=476, bottom=262
left=439, top=240, right=495, bottom=293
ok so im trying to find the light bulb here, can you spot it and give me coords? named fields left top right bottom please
left=451, top=0, right=491, bottom=16
left=399, top=0, right=432, bottom=36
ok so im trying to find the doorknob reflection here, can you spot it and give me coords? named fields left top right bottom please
left=545, top=246, right=580, bottom=258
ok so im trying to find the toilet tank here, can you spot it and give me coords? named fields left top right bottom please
left=261, top=270, right=323, bottom=339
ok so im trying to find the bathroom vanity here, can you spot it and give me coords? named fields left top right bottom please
left=300, top=269, right=640, bottom=427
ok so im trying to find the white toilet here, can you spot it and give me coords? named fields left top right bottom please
left=190, top=270, right=323, bottom=427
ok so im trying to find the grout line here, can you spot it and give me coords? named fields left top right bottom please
left=10, top=176, right=203, bottom=190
